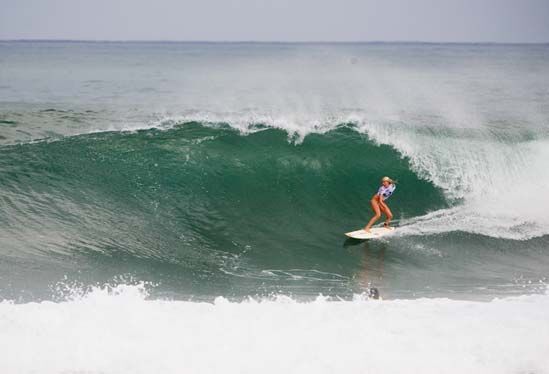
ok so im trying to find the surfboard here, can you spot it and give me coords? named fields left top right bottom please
left=345, top=227, right=395, bottom=240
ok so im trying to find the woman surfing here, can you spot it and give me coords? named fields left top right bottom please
left=364, top=176, right=396, bottom=233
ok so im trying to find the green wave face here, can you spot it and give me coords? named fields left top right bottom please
left=0, top=123, right=447, bottom=298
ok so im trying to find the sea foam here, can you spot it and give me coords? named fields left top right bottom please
left=0, top=284, right=548, bottom=374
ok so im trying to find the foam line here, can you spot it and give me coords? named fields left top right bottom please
left=0, top=284, right=548, bottom=374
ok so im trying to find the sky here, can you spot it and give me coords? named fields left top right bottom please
left=1, top=0, right=549, bottom=43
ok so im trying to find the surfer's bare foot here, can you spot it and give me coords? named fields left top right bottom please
left=384, top=222, right=391, bottom=229
left=364, top=227, right=371, bottom=233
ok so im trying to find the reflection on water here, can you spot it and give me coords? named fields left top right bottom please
left=344, top=238, right=387, bottom=298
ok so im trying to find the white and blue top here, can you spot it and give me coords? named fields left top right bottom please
left=377, top=184, right=396, bottom=200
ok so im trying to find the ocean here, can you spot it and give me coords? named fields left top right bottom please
left=1, top=41, right=548, bottom=373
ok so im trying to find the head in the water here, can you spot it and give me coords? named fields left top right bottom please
left=364, top=176, right=396, bottom=233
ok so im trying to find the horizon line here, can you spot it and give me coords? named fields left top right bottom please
left=1, top=38, right=548, bottom=45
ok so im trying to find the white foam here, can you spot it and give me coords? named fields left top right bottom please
left=363, top=121, right=549, bottom=240
left=0, top=284, right=548, bottom=374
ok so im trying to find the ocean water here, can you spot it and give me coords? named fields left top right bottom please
left=1, top=41, right=549, bottom=373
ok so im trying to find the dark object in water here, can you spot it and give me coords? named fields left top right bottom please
left=368, top=288, right=380, bottom=300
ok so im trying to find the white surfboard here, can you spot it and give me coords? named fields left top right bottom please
left=345, top=227, right=395, bottom=240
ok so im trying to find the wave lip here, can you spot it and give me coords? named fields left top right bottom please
left=1, top=284, right=548, bottom=374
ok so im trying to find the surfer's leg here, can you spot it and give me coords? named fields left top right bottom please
left=364, top=199, right=381, bottom=232
left=380, top=204, right=393, bottom=227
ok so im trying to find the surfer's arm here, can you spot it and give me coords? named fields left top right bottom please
left=378, top=194, right=390, bottom=208
left=379, top=198, right=388, bottom=208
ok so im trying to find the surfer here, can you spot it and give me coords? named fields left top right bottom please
left=364, top=176, right=396, bottom=233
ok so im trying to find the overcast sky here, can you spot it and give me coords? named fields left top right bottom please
left=1, top=0, right=548, bottom=43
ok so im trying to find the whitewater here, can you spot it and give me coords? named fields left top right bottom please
left=1, top=283, right=548, bottom=374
